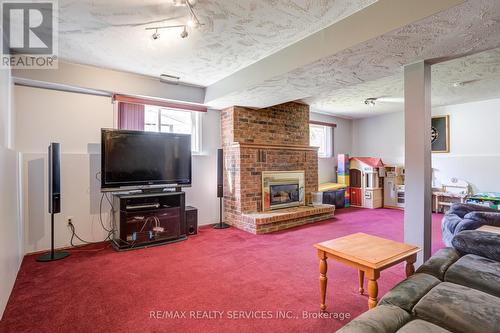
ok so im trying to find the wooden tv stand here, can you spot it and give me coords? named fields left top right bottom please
left=111, top=191, right=187, bottom=250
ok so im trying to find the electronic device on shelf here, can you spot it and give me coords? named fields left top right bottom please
left=125, top=203, right=160, bottom=210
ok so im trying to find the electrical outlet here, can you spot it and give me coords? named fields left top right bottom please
left=67, top=216, right=73, bottom=225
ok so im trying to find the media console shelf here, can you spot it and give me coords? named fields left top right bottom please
left=111, top=191, right=187, bottom=250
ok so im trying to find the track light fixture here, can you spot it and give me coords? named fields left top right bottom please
left=151, top=29, right=160, bottom=40
left=146, top=0, right=203, bottom=40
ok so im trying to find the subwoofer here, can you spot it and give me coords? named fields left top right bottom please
left=186, top=206, right=198, bottom=235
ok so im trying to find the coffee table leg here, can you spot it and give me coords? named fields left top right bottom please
left=319, top=251, right=328, bottom=311
left=358, top=270, right=364, bottom=295
left=368, top=279, right=378, bottom=309
left=406, top=256, right=416, bottom=277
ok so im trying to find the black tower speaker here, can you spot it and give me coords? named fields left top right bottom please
left=217, top=148, right=223, bottom=198
left=49, top=142, right=61, bottom=214
left=37, top=143, right=70, bottom=262
left=213, top=148, right=229, bottom=229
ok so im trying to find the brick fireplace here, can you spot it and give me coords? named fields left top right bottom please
left=221, top=102, right=335, bottom=234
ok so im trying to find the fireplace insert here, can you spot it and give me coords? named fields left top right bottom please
left=262, top=171, right=305, bottom=211
left=270, top=183, right=300, bottom=208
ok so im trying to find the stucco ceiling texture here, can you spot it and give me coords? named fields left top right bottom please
left=59, top=0, right=500, bottom=118
left=205, top=0, right=500, bottom=116
left=311, top=47, right=500, bottom=118
left=58, top=0, right=375, bottom=86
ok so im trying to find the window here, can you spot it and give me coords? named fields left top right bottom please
left=309, top=124, right=333, bottom=158
left=144, top=105, right=202, bottom=154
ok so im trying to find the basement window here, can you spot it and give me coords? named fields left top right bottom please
left=310, top=124, right=333, bottom=158
left=144, top=105, right=201, bottom=154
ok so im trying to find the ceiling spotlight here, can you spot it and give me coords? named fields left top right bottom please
left=180, top=26, right=188, bottom=38
left=364, top=98, right=377, bottom=107
left=147, top=0, right=202, bottom=39
left=151, top=29, right=160, bottom=40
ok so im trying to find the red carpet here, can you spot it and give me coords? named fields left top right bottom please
left=0, top=208, right=444, bottom=333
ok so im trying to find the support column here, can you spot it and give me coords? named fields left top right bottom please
left=404, top=61, right=432, bottom=266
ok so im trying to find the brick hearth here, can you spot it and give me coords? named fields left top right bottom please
left=221, top=102, right=334, bottom=233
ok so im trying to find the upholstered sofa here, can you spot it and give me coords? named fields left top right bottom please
left=337, top=231, right=500, bottom=333
left=441, top=203, right=500, bottom=246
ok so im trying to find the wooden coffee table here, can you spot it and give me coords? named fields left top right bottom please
left=314, top=233, right=420, bottom=311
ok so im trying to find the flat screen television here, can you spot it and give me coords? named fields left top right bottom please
left=101, top=129, right=192, bottom=191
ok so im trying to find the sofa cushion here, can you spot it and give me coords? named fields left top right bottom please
left=415, top=248, right=460, bottom=280
left=336, top=305, right=411, bottom=333
left=452, top=230, right=500, bottom=262
left=442, top=204, right=500, bottom=246
left=445, top=254, right=500, bottom=297
left=413, top=282, right=500, bottom=333
left=379, top=273, right=441, bottom=312
left=397, top=320, right=451, bottom=333
left=456, top=212, right=500, bottom=233
left=447, top=203, right=499, bottom=218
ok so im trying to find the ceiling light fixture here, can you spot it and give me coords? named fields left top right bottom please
left=180, top=26, right=188, bottom=38
left=364, top=98, right=377, bottom=107
left=151, top=29, right=160, bottom=40
left=145, top=0, right=203, bottom=40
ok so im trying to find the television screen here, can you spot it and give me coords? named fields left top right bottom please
left=101, top=129, right=192, bottom=190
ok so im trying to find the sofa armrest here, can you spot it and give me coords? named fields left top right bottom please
left=415, top=248, right=460, bottom=280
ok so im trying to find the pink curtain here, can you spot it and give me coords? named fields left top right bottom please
left=118, top=102, right=145, bottom=130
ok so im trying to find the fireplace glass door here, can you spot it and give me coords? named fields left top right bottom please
left=269, top=183, right=300, bottom=208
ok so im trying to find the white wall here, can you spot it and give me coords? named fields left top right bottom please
left=183, top=109, right=221, bottom=226
left=310, top=111, right=353, bottom=183
left=14, top=85, right=221, bottom=253
left=351, top=98, right=500, bottom=193
left=352, top=112, right=405, bottom=165
left=432, top=99, right=500, bottom=193
left=0, top=69, right=23, bottom=319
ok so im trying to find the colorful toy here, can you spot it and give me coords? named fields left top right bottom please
left=466, top=192, right=500, bottom=210
left=349, top=157, right=384, bottom=209
left=337, top=154, right=350, bottom=207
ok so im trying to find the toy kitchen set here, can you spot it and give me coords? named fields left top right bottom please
left=383, top=165, right=406, bottom=209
